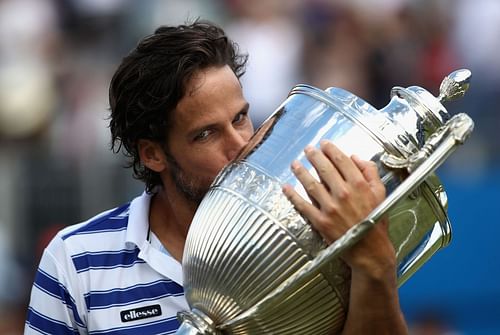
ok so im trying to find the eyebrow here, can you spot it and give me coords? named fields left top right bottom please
left=238, top=103, right=250, bottom=117
left=187, top=102, right=250, bottom=138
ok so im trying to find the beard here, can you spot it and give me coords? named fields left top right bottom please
left=165, top=153, right=211, bottom=205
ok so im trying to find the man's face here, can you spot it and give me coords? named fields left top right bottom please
left=165, top=65, right=254, bottom=204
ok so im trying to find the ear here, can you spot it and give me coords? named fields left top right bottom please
left=138, top=139, right=167, bottom=173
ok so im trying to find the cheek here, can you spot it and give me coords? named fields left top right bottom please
left=244, top=123, right=255, bottom=140
left=187, top=151, right=228, bottom=177
left=244, top=130, right=254, bottom=143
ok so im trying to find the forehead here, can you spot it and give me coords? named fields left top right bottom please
left=171, top=65, right=246, bottom=130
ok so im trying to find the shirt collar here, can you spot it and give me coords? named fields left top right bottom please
left=125, top=191, right=152, bottom=248
left=125, top=190, right=184, bottom=286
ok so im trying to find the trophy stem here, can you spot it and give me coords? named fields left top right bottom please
left=176, top=321, right=205, bottom=335
left=177, top=310, right=220, bottom=335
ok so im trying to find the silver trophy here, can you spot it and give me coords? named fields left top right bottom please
left=176, top=70, right=474, bottom=334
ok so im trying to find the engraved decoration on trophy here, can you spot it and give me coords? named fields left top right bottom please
left=176, top=69, right=474, bottom=334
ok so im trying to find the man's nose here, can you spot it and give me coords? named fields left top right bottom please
left=226, top=128, right=248, bottom=161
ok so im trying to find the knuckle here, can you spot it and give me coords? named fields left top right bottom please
left=332, top=154, right=344, bottom=164
left=323, top=202, right=338, bottom=216
left=305, top=181, right=318, bottom=193
left=336, top=186, right=350, bottom=200
left=353, top=177, right=368, bottom=190
left=317, top=166, right=329, bottom=175
left=315, top=216, right=332, bottom=232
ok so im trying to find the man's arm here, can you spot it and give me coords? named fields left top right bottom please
left=282, top=140, right=409, bottom=335
left=341, top=216, right=407, bottom=335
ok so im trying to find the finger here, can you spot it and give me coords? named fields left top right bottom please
left=304, top=145, right=343, bottom=191
left=282, top=183, right=321, bottom=220
left=290, top=159, right=331, bottom=204
left=351, top=155, right=386, bottom=200
left=350, top=155, right=380, bottom=182
left=320, top=140, right=363, bottom=182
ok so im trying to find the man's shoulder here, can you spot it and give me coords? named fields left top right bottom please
left=45, top=201, right=134, bottom=257
left=60, top=202, right=132, bottom=240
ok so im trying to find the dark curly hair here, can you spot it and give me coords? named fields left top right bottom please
left=109, top=20, right=248, bottom=192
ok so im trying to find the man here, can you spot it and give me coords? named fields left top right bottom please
left=25, top=21, right=408, bottom=334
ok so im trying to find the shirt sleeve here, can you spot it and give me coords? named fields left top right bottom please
left=25, top=234, right=87, bottom=334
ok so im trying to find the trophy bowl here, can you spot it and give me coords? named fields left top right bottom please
left=177, top=70, right=474, bottom=334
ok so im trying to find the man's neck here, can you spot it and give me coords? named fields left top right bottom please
left=148, top=187, right=197, bottom=262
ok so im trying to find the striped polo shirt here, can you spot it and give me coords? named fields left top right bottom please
left=25, top=192, right=189, bottom=334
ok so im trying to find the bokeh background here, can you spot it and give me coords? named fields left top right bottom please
left=0, top=0, right=499, bottom=334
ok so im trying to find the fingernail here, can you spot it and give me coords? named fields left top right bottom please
left=304, top=145, right=314, bottom=153
left=291, top=160, right=300, bottom=170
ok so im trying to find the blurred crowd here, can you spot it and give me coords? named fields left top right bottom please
left=0, top=0, right=499, bottom=333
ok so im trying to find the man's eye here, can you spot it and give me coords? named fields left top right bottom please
left=233, top=112, right=247, bottom=124
left=194, top=129, right=211, bottom=141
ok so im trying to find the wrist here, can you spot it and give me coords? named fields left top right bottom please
left=348, top=250, right=398, bottom=283
left=342, top=223, right=398, bottom=282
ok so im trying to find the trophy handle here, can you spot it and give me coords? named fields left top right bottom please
left=218, top=112, right=474, bottom=330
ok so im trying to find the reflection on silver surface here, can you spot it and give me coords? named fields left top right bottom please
left=177, top=70, right=474, bottom=334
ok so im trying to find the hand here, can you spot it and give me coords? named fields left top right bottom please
left=282, top=140, right=396, bottom=277
left=283, top=141, right=408, bottom=334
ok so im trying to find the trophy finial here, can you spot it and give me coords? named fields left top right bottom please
left=438, top=69, right=472, bottom=103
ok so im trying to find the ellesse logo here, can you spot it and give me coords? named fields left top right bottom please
left=120, top=304, right=162, bottom=322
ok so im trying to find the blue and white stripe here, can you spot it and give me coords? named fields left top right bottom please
left=25, top=192, right=188, bottom=334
